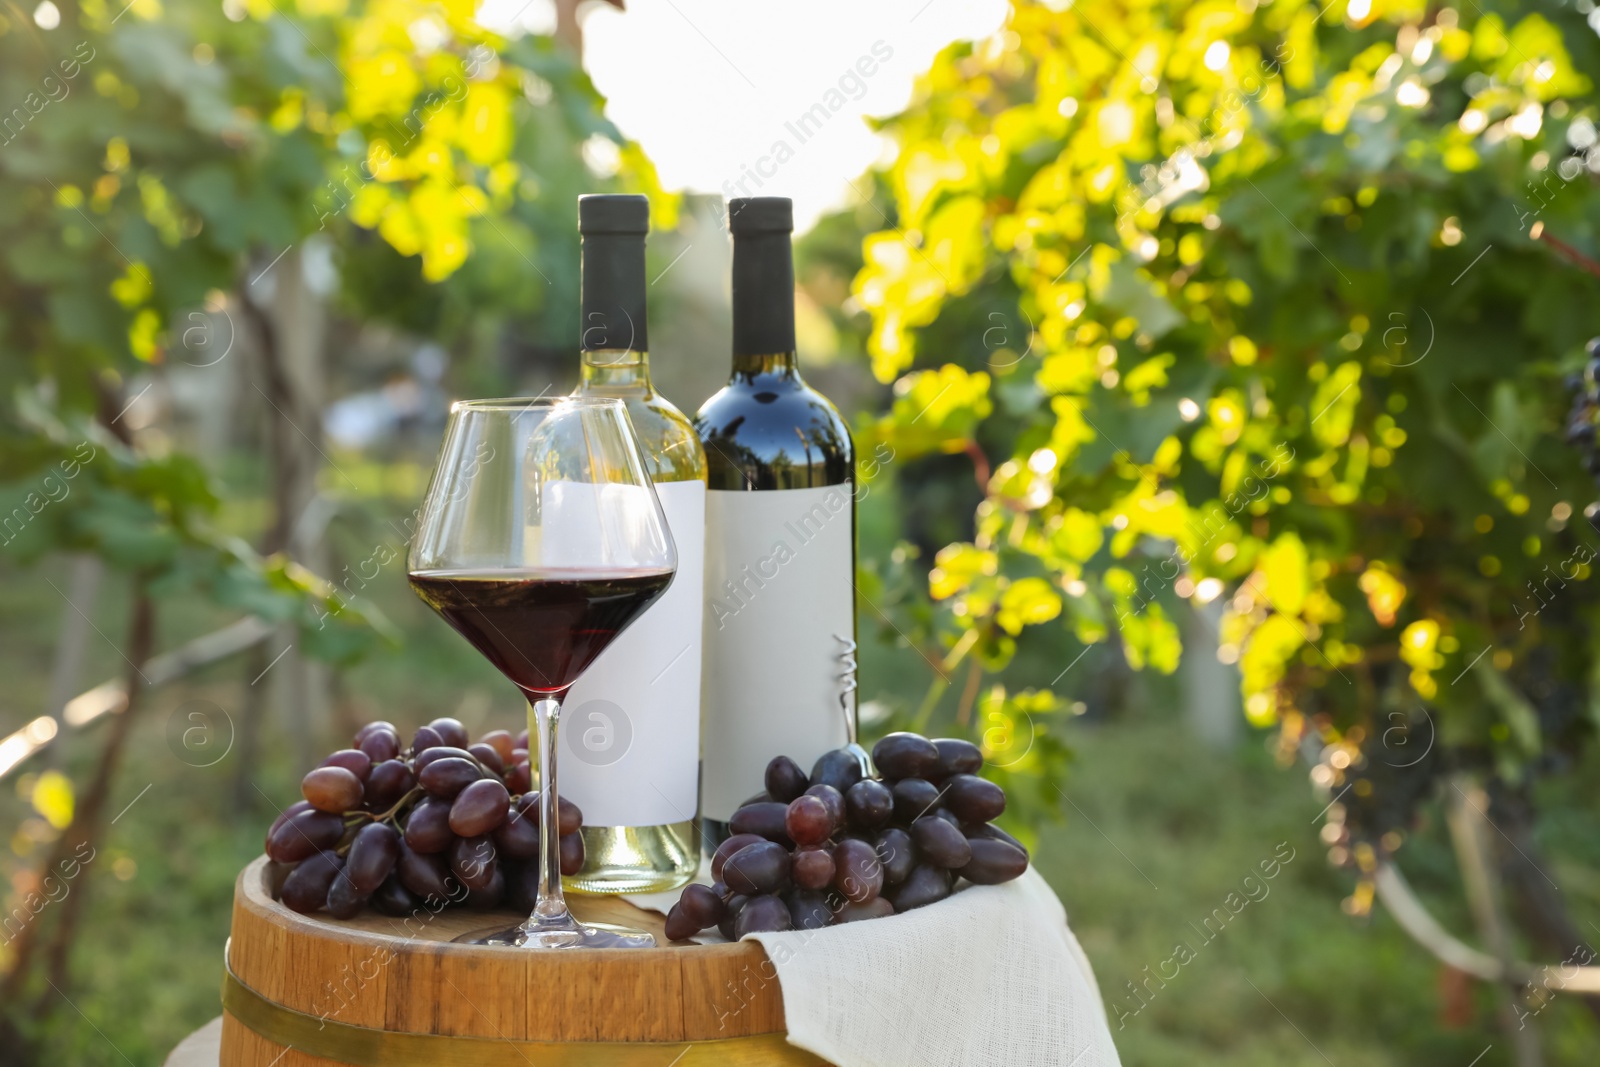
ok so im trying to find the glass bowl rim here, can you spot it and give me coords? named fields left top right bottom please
left=447, top=395, right=624, bottom=414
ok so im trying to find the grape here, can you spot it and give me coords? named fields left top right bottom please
left=959, top=839, right=1029, bottom=885
left=803, top=784, right=845, bottom=831
left=911, top=816, right=971, bottom=869
left=944, top=774, right=1006, bottom=823
left=785, top=890, right=833, bottom=930
left=326, top=870, right=368, bottom=919
left=371, top=875, right=421, bottom=917
left=791, top=846, right=835, bottom=890
left=871, top=733, right=941, bottom=779
left=665, top=883, right=725, bottom=940
left=764, top=755, right=810, bottom=803
left=267, top=808, right=345, bottom=864
left=403, top=797, right=454, bottom=853
left=845, top=780, right=893, bottom=829
left=359, top=729, right=401, bottom=763
left=414, top=746, right=475, bottom=771
left=419, top=757, right=481, bottom=799
left=932, top=738, right=983, bottom=779
left=280, top=850, right=342, bottom=914
left=364, top=759, right=416, bottom=811
left=680, top=883, right=726, bottom=926
left=711, top=834, right=766, bottom=881
left=397, top=843, right=457, bottom=903
left=729, top=802, right=793, bottom=846
left=468, top=743, right=505, bottom=776
left=887, top=864, right=953, bottom=912
left=302, top=766, right=364, bottom=813
left=411, top=725, right=445, bottom=754
left=966, top=822, right=1028, bottom=858
left=891, top=778, right=941, bottom=823
left=428, top=717, right=470, bottom=749
left=559, top=831, right=585, bottom=876
left=505, top=862, right=539, bottom=914
left=785, top=795, right=833, bottom=846
left=355, top=721, right=398, bottom=746
left=735, top=894, right=793, bottom=936
left=506, top=760, right=533, bottom=795
left=874, top=827, right=916, bottom=886
left=321, top=749, right=373, bottom=782
left=718, top=893, right=749, bottom=940
left=553, top=794, right=584, bottom=837
left=491, top=802, right=539, bottom=859
left=722, top=841, right=790, bottom=895
left=479, top=730, right=515, bottom=764
left=450, top=779, right=511, bottom=837
left=832, top=839, right=883, bottom=904
left=266, top=800, right=312, bottom=847
left=345, top=822, right=402, bottom=894
left=466, top=866, right=506, bottom=910
left=515, top=729, right=530, bottom=749
left=833, top=897, right=894, bottom=923
left=930, top=808, right=962, bottom=828
left=810, top=748, right=864, bottom=794
left=449, top=835, right=499, bottom=891
left=265, top=860, right=294, bottom=900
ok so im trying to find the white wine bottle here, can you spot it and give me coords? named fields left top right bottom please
left=561, top=194, right=704, bottom=893
left=696, top=197, right=857, bottom=845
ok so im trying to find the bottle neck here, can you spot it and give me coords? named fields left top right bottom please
left=731, top=351, right=798, bottom=378
left=580, top=231, right=648, bottom=355
left=730, top=229, right=797, bottom=378
left=578, top=348, right=654, bottom=394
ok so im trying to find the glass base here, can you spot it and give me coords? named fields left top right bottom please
left=453, top=918, right=656, bottom=949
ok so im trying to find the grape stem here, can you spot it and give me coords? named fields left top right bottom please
left=354, top=785, right=425, bottom=827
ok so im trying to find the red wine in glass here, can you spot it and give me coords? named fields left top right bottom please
left=408, top=568, right=674, bottom=696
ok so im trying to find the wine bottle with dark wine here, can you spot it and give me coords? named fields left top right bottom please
left=696, top=196, right=857, bottom=845
left=560, top=195, right=707, bottom=893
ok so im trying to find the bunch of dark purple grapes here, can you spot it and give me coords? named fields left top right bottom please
left=262, top=717, right=586, bottom=919
left=1564, top=338, right=1600, bottom=532
left=664, top=732, right=1029, bottom=940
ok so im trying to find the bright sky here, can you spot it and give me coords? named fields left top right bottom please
left=479, top=0, right=1010, bottom=232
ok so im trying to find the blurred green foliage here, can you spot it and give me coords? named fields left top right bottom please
left=0, top=0, right=673, bottom=649
left=850, top=0, right=1600, bottom=906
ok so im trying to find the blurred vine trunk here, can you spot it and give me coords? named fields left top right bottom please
left=237, top=247, right=330, bottom=795
left=1448, top=780, right=1543, bottom=1067
left=1496, top=789, right=1600, bottom=1025
left=41, top=554, right=103, bottom=768
left=0, top=586, right=153, bottom=1037
left=1180, top=600, right=1239, bottom=748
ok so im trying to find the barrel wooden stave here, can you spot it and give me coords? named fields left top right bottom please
left=221, top=856, right=808, bottom=1065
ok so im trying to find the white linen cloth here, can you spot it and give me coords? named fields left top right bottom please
left=627, top=865, right=1122, bottom=1067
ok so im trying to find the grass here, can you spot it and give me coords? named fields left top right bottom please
left=3, top=484, right=1598, bottom=1065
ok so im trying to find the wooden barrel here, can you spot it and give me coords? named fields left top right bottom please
left=221, top=856, right=827, bottom=1066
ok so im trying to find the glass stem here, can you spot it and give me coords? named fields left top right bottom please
left=529, top=696, right=570, bottom=928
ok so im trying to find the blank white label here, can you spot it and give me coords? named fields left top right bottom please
left=559, top=480, right=705, bottom=827
left=701, top=485, right=855, bottom=822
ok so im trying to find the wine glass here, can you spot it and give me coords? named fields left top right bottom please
left=408, top=397, right=676, bottom=949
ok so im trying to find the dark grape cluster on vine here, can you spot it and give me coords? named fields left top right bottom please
left=1563, top=337, right=1600, bottom=531
left=664, top=732, right=1030, bottom=940
left=1323, top=339, right=1600, bottom=885
left=263, top=717, right=584, bottom=918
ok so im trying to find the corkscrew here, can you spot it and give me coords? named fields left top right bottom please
left=835, top=633, right=874, bottom=777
